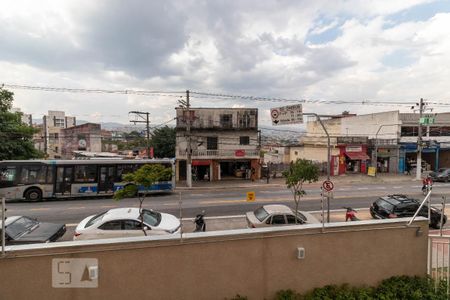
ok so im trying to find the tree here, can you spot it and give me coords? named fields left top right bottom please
left=282, top=159, right=319, bottom=223
left=151, top=126, right=175, bottom=158
left=0, top=87, right=43, bottom=160
left=113, top=164, right=173, bottom=235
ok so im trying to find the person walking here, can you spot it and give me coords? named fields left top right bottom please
left=406, top=160, right=411, bottom=175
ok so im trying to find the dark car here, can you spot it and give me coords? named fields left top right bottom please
left=0, top=216, right=66, bottom=245
left=430, top=168, right=450, bottom=182
left=370, top=194, right=446, bottom=229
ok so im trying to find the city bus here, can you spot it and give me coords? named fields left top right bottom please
left=0, top=159, right=175, bottom=201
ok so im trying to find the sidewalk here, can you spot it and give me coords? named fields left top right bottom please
left=175, top=173, right=419, bottom=191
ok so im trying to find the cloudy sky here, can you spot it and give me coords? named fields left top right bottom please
left=1, top=0, right=450, bottom=129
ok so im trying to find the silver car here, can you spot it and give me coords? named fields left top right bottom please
left=246, top=204, right=319, bottom=228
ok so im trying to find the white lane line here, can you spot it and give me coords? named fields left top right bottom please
left=101, top=205, right=117, bottom=208
left=67, top=207, right=86, bottom=210
left=338, top=188, right=350, bottom=191
left=357, top=187, right=369, bottom=190
left=393, top=186, right=402, bottom=189
left=163, top=202, right=179, bottom=206
left=378, top=187, right=386, bottom=189
left=66, top=224, right=78, bottom=227
left=30, top=208, right=50, bottom=211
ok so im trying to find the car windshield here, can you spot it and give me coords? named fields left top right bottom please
left=254, top=207, right=270, bottom=222
left=85, top=211, right=107, bottom=228
left=5, top=217, right=39, bottom=239
left=142, top=209, right=162, bottom=226
left=376, top=199, right=394, bottom=212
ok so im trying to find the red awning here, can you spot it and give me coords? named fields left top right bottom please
left=345, top=152, right=370, bottom=160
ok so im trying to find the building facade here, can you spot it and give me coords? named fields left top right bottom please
left=42, top=110, right=76, bottom=158
left=60, top=123, right=102, bottom=159
left=175, top=108, right=260, bottom=182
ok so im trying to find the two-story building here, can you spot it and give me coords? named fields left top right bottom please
left=175, top=108, right=260, bottom=182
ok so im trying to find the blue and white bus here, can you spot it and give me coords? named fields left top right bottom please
left=0, top=159, right=175, bottom=201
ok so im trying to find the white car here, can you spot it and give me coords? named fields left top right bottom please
left=74, top=207, right=181, bottom=241
left=246, top=204, right=320, bottom=228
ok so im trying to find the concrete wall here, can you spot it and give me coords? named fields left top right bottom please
left=290, top=145, right=340, bottom=162
left=341, top=111, right=400, bottom=139
left=0, top=219, right=428, bottom=300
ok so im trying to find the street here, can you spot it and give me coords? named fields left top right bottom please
left=5, top=179, right=450, bottom=242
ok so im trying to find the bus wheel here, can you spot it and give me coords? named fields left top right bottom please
left=24, top=188, right=43, bottom=201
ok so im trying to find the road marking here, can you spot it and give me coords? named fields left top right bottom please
left=100, top=205, right=117, bottom=208
left=30, top=208, right=50, bottom=211
left=357, top=187, right=369, bottom=190
left=163, top=202, right=179, bottom=206
left=338, top=188, right=350, bottom=191
left=67, top=206, right=87, bottom=210
left=67, top=224, right=78, bottom=227
left=378, top=187, right=386, bottom=189
left=393, top=186, right=402, bottom=189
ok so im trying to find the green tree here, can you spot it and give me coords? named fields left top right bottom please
left=0, top=87, right=43, bottom=160
left=113, top=164, right=173, bottom=235
left=282, top=159, right=319, bottom=223
left=151, top=126, right=175, bottom=158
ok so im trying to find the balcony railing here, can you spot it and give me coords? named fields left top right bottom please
left=177, top=149, right=260, bottom=158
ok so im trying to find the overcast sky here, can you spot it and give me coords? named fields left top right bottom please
left=1, top=0, right=450, bottom=130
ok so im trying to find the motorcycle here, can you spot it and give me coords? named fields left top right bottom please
left=194, top=211, right=206, bottom=232
left=344, top=207, right=359, bottom=221
left=422, top=179, right=433, bottom=196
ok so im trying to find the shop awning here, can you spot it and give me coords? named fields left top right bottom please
left=345, top=152, right=370, bottom=160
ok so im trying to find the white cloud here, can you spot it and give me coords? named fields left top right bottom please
left=1, top=0, right=450, bottom=127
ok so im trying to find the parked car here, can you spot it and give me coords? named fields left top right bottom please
left=430, top=168, right=450, bottom=182
left=0, top=216, right=66, bottom=245
left=246, top=204, right=320, bottom=228
left=370, top=194, right=446, bottom=229
left=74, top=207, right=181, bottom=240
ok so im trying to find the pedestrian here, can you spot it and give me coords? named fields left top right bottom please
left=406, top=160, right=411, bottom=175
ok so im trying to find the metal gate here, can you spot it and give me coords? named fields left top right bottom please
left=428, top=234, right=450, bottom=293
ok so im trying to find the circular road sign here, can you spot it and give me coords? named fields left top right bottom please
left=271, top=109, right=280, bottom=120
left=322, top=180, right=334, bottom=192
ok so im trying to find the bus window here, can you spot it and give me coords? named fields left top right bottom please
left=19, top=166, right=46, bottom=184
left=46, top=167, right=53, bottom=184
left=0, top=166, right=17, bottom=183
left=75, top=165, right=97, bottom=183
left=116, top=164, right=135, bottom=181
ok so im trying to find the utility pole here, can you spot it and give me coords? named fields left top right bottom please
left=178, top=91, right=192, bottom=188
left=129, top=111, right=151, bottom=158
left=186, top=90, right=192, bottom=188
left=416, top=98, right=424, bottom=180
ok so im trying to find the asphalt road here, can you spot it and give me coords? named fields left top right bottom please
left=5, top=180, right=450, bottom=224
left=5, top=180, right=450, bottom=242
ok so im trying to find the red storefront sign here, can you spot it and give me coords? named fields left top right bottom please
left=235, top=150, right=246, bottom=157
left=192, top=160, right=211, bottom=166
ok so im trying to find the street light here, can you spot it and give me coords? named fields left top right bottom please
left=303, top=113, right=331, bottom=222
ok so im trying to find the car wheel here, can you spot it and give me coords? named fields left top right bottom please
left=431, top=218, right=444, bottom=229
left=24, top=188, right=43, bottom=202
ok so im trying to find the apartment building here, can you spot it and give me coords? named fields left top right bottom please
left=175, top=107, right=260, bottom=182
left=43, top=110, right=76, bottom=158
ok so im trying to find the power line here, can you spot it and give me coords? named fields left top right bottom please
left=5, top=83, right=447, bottom=107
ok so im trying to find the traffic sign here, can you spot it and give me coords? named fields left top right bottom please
left=246, top=191, right=256, bottom=202
left=270, top=104, right=303, bottom=125
left=322, top=180, right=334, bottom=192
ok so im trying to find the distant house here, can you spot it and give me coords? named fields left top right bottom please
left=60, top=123, right=101, bottom=159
